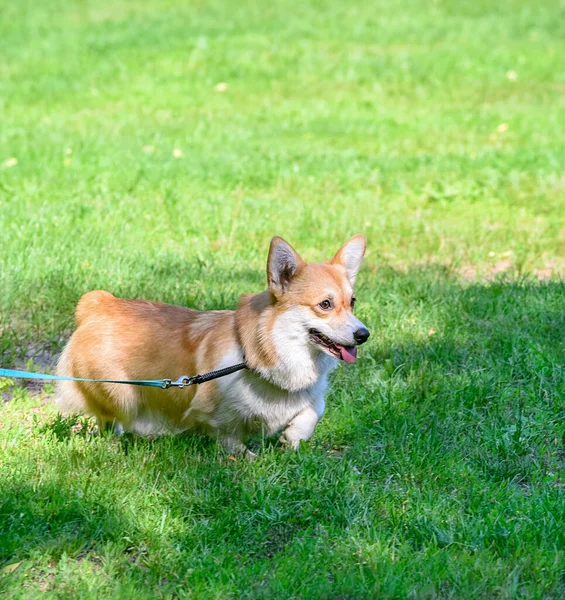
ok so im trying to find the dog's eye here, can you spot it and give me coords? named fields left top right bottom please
left=318, top=299, right=332, bottom=310
left=351, top=297, right=356, bottom=310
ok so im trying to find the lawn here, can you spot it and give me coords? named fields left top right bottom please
left=1, top=0, right=565, bottom=597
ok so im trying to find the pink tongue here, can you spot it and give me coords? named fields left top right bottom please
left=339, top=345, right=357, bottom=363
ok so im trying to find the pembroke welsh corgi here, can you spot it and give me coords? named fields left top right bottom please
left=55, top=235, right=370, bottom=456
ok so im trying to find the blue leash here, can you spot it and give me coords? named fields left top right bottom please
left=0, top=363, right=248, bottom=390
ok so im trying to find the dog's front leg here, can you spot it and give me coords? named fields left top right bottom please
left=280, top=399, right=325, bottom=450
left=219, top=431, right=257, bottom=460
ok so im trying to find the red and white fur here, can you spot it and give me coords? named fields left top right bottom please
left=55, top=235, right=370, bottom=455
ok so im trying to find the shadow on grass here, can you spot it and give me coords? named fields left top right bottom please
left=374, top=275, right=565, bottom=373
left=368, top=274, right=565, bottom=420
left=326, top=271, right=565, bottom=493
left=0, top=480, right=133, bottom=565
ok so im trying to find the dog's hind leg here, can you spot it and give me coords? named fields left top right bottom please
left=54, top=379, right=89, bottom=416
left=96, top=416, right=124, bottom=436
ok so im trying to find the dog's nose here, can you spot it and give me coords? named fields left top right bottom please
left=354, top=327, right=370, bottom=345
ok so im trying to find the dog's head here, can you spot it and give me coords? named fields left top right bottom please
left=267, top=234, right=369, bottom=364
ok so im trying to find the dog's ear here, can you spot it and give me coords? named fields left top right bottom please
left=267, top=237, right=304, bottom=297
left=331, top=234, right=366, bottom=285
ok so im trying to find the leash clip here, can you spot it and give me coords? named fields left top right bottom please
left=171, top=375, right=193, bottom=389
left=161, top=379, right=172, bottom=389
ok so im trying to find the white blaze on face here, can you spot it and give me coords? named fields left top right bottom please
left=313, top=311, right=366, bottom=347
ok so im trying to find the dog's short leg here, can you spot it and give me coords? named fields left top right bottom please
left=280, top=402, right=324, bottom=450
left=96, top=416, right=123, bottom=436
left=219, top=432, right=256, bottom=460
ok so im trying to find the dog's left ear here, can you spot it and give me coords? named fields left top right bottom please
left=331, top=234, right=366, bottom=285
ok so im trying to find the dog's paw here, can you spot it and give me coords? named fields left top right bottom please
left=279, top=432, right=300, bottom=451
left=244, top=448, right=258, bottom=461
left=226, top=448, right=257, bottom=461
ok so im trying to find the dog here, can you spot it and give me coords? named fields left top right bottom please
left=55, top=235, right=370, bottom=455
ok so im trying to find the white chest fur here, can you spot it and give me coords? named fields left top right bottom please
left=215, top=346, right=336, bottom=435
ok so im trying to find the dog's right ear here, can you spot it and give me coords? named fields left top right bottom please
left=267, top=237, right=304, bottom=297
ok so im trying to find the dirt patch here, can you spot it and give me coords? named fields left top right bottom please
left=1, top=335, right=67, bottom=402
left=458, top=259, right=565, bottom=282
left=458, top=265, right=477, bottom=280
left=535, top=259, right=564, bottom=281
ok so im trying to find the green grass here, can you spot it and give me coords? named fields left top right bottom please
left=2, top=0, right=565, bottom=597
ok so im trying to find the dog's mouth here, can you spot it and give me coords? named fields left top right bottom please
left=308, top=329, right=357, bottom=363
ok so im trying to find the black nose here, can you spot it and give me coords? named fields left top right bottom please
left=354, top=327, right=370, bottom=345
